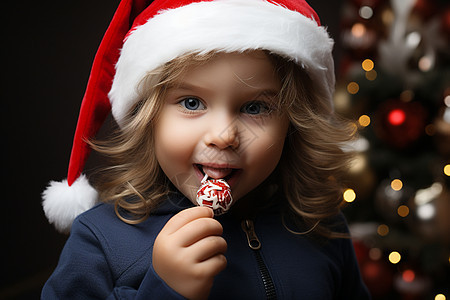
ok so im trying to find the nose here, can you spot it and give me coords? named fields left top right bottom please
left=204, top=115, right=240, bottom=150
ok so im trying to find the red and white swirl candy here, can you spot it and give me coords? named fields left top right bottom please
left=196, top=175, right=233, bottom=216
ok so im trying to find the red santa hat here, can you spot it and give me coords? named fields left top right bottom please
left=42, top=0, right=335, bottom=233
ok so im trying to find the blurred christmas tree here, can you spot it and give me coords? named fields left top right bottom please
left=336, top=0, right=450, bottom=299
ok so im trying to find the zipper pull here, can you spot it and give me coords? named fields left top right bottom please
left=241, top=220, right=261, bottom=250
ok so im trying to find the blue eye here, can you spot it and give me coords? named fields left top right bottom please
left=179, top=97, right=205, bottom=110
left=242, top=101, right=270, bottom=115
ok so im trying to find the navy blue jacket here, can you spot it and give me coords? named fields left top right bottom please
left=42, top=194, right=370, bottom=299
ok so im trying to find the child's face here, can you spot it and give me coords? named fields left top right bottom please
left=154, top=51, right=289, bottom=205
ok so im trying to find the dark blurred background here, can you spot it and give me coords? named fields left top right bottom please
left=3, top=0, right=449, bottom=299
left=3, top=1, right=121, bottom=299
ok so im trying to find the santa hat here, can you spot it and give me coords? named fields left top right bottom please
left=42, top=0, right=335, bottom=233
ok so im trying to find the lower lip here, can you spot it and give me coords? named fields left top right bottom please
left=193, top=165, right=242, bottom=190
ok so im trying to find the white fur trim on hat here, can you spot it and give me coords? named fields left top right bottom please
left=109, top=0, right=335, bottom=127
left=42, top=174, right=98, bottom=233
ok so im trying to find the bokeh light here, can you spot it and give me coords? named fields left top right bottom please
left=369, top=248, right=382, bottom=260
left=444, top=164, right=450, bottom=176
left=377, top=224, right=389, bottom=236
left=389, top=251, right=401, bottom=264
left=347, top=82, right=359, bottom=94
left=402, top=269, right=415, bottom=282
left=445, top=95, right=450, bottom=107
left=417, top=203, right=435, bottom=220
left=351, top=23, right=366, bottom=38
left=400, top=90, right=414, bottom=102
left=358, top=115, right=371, bottom=127
left=359, top=6, right=373, bottom=19
left=435, top=294, right=446, bottom=300
left=365, top=69, right=377, bottom=81
left=343, top=188, right=356, bottom=202
left=381, top=8, right=394, bottom=26
left=418, top=56, right=433, bottom=72
left=362, top=59, right=374, bottom=71
left=406, top=32, right=421, bottom=49
left=397, top=205, right=409, bottom=217
left=388, top=109, right=406, bottom=126
left=391, top=179, right=403, bottom=191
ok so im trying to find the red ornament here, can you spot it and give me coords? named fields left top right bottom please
left=388, top=109, right=406, bottom=126
left=412, top=0, right=438, bottom=21
left=353, top=240, right=370, bottom=265
left=361, top=260, right=394, bottom=297
left=394, top=268, right=432, bottom=298
left=374, top=99, right=428, bottom=149
left=402, top=269, right=415, bottom=283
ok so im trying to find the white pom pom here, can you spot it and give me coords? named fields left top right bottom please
left=42, top=174, right=98, bottom=233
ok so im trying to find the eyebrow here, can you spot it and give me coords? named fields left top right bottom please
left=257, top=89, right=280, bottom=98
left=168, top=82, right=207, bottom=92
left=169, top=81, right=280, bottom=98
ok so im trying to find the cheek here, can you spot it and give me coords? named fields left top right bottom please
left=154, top=115, right=188, bottom=171
left=154, top=111, right=203, bottom=175
left=156, top=128, right=191, bottom=156
left=239, top=117, right=289, bottom=187
left=247, top=116, right=289, bottom=161
left=250, top=134, right=285, bottom=172
left=155, top=116, right=209, bottom=202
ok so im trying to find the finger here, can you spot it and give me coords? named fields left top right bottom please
left=189, top=235, right=228, bottom=262
left=195, top=254, right=227, bottom=278
left=174, top=217, right=223, bottom=246
left=161, top=206, right=214, bottom=235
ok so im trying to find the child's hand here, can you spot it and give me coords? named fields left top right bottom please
left=152, top=206, right=227, bottom=300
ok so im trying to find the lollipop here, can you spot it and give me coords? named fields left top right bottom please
left=196, top=174, right=233, bottom=216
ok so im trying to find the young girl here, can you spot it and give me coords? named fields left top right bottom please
left=42, top=0, right=370, bottom=299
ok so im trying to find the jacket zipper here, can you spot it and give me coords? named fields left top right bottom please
left=241, top=220, right=277, bottom=300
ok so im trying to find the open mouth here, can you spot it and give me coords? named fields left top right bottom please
left=194, top=164, right=241, bottom=182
